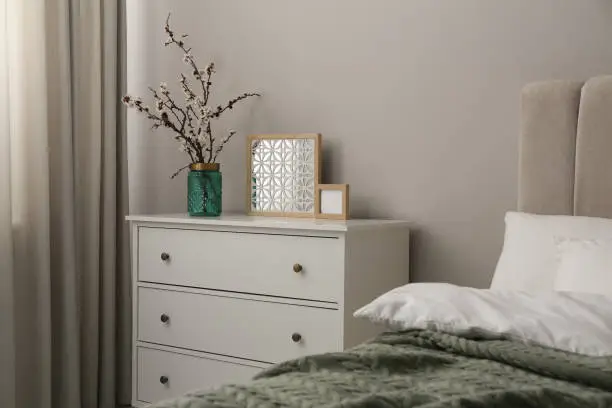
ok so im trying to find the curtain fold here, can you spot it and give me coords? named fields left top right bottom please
left=1, top=0, right=130, bottom=407
left=0, top=1, right=16, bottom=407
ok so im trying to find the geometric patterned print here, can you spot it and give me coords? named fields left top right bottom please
left=251, top=139, right=316, bottom=213
left=151, top=330, right=612, bottom=408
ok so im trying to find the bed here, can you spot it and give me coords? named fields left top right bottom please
left=151, top=76, right=612, bottom=408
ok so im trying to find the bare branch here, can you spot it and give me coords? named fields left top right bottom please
left=170, top=163, right=191, bottom=179
left=212, top=130, right=237, bottom=162
left=212, top=92, right=260, bottom=118
left=205, top=122, right=213, bottom=163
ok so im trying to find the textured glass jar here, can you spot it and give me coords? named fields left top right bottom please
left=187, top=163, right=222, bottom=217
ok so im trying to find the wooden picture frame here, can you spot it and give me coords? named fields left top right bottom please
left=315, top=184, right=350, bottom=220
left=247, top=133, right=322, bottom=218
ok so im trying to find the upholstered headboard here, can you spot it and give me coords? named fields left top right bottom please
left=519, top=76, right=612, bottom=218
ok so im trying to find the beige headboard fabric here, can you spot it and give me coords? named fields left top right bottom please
left=519, top=76, right=612, bottom=218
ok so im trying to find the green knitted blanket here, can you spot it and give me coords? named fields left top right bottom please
left=153, top=330, right=612, bottom=408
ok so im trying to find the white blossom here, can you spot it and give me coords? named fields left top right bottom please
left=194, top=96, right=205, bottom=108
left=198, top=117, right=209, bottom=129
left=121, top=95, right=136, bottom=108
left=199, top=106, right=212, bottom=118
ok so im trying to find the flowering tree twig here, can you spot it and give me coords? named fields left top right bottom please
left=122, top=13, right=260, bottom=178
left=212, top=93, right=261, bottom=118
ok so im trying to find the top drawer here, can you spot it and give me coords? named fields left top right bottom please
left=137, top=227, right=344, bottom=302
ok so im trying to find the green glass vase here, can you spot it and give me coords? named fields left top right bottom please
left=187, top=163, right=222, bottom=217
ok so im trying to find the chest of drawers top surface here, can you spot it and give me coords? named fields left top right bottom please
left=127, top=213, right=409, bottom=232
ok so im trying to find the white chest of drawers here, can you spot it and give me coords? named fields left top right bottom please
left=127, top=214, right=410, bottom=407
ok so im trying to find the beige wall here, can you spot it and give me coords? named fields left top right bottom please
left=127, top=0, right=612, bottom=288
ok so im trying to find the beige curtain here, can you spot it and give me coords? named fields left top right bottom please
left=0, top=1, right=131, bottom=407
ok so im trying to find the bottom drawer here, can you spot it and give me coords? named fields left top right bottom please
left=136, top=346, right=264, bottom=405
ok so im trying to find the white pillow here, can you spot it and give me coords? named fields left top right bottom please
left=354, top=283, right=612, bottom=356
left=490, top=211, right=612, bottom=291
left=554, top=238, right=612, bottom=296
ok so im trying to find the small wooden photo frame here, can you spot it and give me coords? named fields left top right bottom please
left=315, top=184, right=350, bottom=220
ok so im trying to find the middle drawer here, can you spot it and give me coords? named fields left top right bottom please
left=138, top=287, right=342, bottom=364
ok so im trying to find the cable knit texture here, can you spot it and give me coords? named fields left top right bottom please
left=152, top=330, right=612, bottom=408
